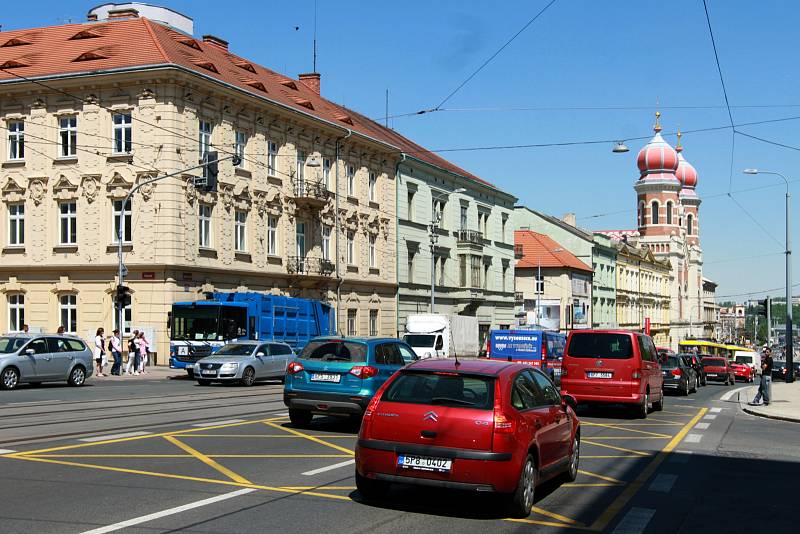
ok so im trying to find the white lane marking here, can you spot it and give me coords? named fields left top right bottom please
left=694, top=422, right=710, bottom=430
left=302, top=459, right=355, bottom=476
left=684, top=434, right=703, bottom=443
left=703, top=414, right=717, bottom=420
left=710, top=407, right=723, bottom=413
left=669, top=450, right=693, bottom=464
left=6, top=400, right=62, bottom=406
left=276, top=412, right=289, bottom=417
left=0, top=448, right=17, bottom=454
left=79, top=488, right=256, bottom=534
left=191, top=419, right=245, bottom=427
left=720, top=386, right=749, bottom=402
left=79, top=431, right=152, bottom=443
left=648, top=473, right=678, bottom=493
left=612, top=507, right=656, bottom=534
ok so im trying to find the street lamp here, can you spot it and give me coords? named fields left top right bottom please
left=430, top=187, right=466, bottom=313
left=612, top=141, right=630, bottom=153
left=743, top=168, right=794, bottom=382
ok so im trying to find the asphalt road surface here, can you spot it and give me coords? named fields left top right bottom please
left=0, top=374, right=797, bottom=533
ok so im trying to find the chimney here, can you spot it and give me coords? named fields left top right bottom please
left=562, top=212, right=576, bottom=227
left=202, top=35, right=228, bottom=51
left=298, top=72, right=321, bottom=95
left=107, top=7, right=140, bottom=20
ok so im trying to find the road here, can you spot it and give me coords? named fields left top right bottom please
left=0, top=374, right=797, bottom=533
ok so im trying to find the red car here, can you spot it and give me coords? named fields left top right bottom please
left=560, top=330, right=664, bottom=418
left=730, top=362, right=754, bottom=383
left=701, top=357, right=736, bottom=385
left=355, top=359, right=580, bottom=518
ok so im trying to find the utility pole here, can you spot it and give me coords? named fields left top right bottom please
left=766, top=295, right=771, bottom=346
left=754, top=313, right=758, bottom=346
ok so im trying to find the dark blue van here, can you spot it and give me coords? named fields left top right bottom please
left=486, top=329, right=566, bottom=383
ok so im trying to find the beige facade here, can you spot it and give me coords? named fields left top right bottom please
left=615, top=242, right=671, bottom=346
left=515, top=268, right=592, bottom=331
left=0, top=71, right=398, bottom=361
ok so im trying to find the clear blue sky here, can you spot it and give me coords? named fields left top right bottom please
left=6, top=0, right=800, bottom=301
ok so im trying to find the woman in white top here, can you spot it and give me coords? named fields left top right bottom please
left=94, top=327, right=106, bottom=377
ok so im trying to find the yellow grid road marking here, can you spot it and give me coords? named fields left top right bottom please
left=582, top=439, right=650, bottom=456
left=582, top=422, right=671, bottom=438
left=577, top=469, right=624, bottom=484
left=533, top=507, right=585, bottom=526
left=164, top=435, right=251, bottom=484
left=262, top=421, right=355, bottom=456
left=588, top=407, right=707, bottom=532
left=26, top=453, right=353, bottom=459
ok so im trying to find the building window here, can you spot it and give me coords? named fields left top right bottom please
left=199, top=120, right=211, bottom=157
left=198, top=204, right=212, bottom=248
left=666, top=201, right=673, bottom=225
left=687, top=214, right=694, bottom=235
left=408, top=250, right=416, bottom=284
left=59, top=201, right=77, bottom=245
left=8, top=294, right=24, bottom=332
left=437, top=256, right=447, bottom=286
left=638, top=201, right=645, bottom=227
left=267, top=141, right=278, bottom=176
left=535, top=274, right=545, bottom=294
left=7, top=120, right=24, bottom=160
left=267, top=215, right=278, bottom=255
left=460, top=255, right=467, bottom=286
left=295, top=221, right=306, bottom=259
left=59, top=294, right=77, bottom=334
left=369, top=234, right=377, bottom=268
left=502, top=265, right=509, bottom=292
left=322, top=225, right=331, bottom=260
left=59, top=116, right=77, bottom=157
left=112, top=199, right=132, bottom=243
left=234, top=131, right=247, bottom=168
left=347, top=309, right=357, bottom=336
left=296, top=150, right=306, bottom=186
left=8, top=203, right=24, bottom=246
left=470, top=255, right=481, bottom=288
left=112, top=113, right=132, bottom=154
left=501, top=215, right=508, bottom=242
left=407, top=190, right=415, bottom=221
left=369, top=309, right=378, bottom=337
left=234, top=209, right=247, bottom=252
left=483, top=263, right=489, bottom=290
left=460, top=205, right=468, bottom=229
left=368, top=172, right=377, bottom=202
left=432, top=198, right=445, bottom=228
left=347, top=165, right=356, bottom=196
left=114, top=302, right=132, bottom=336
left=347, top=231, right=355, bottom=265
left=478, top=212, right=488, bottom=236
left=322, top=158, right=331, bottom=189
left=651, top=200, right=659, bottom=225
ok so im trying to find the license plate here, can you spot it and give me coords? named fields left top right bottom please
left=553, top=368, right=562, bottom=376
left=587, top=371, right=612, bottom=379
left=706, top=373, right=717, bottom=377
left=310, top=373, right=341, bottom=383
left=201, top=370, right=216, bottom=376
left=397, top=455, right=452, bottom=472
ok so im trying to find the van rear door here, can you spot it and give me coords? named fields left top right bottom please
left=563, top=332, right=636, bottom=397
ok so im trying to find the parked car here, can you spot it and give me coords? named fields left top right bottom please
left=560, top=330, right=664, bottom=418
left=680, top=353, right=706, bottom=386
left=661, top=355, right=697, bottom=395
left=283, top=337, right=417, bottom=426
left=0, top=333, right=93, bottom=390
left=731, top=361, right=754, bottom=383
left=355, top=358, right=580, bottom=518
left=191, top=341, right=294, bottom=386
left=772, top=361, right=799, bottom=381
left=701, top=357, right=735, bottom=385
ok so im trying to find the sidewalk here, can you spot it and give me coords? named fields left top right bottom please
left=740, top=380, right=800, bottom=423
left=89, top=365, right=191, bottom=381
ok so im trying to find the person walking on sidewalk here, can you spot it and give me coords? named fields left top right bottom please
left=109, top=329, right=123, bottom=376
left=94, top=327, right=106, bottom=377
left=125, top=329, right=140, bottom=375
left=137, top=331, right=148, bottom=374
left=750, top=347, right=774, bottom=406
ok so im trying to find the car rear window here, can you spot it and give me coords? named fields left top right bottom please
left=735, top=356, right=753, bottom=364
left=0, top=337, right=27, bottom=353
left=299, top=341, right=366, bottom=363
left=382, top=372, right=494, bottom=410
left=567, top=333, right=633, bottom=359
left=702, top=358, right=725, bottom=367
left=662, top=356, right=681, bottom=369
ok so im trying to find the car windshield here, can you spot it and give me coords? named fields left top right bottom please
left=567, top=333, right=633, bottom=359
left=0, top=336, right=27, bottom=354
left=299, top=340, right=367, bottom=362
left=382, top=371, right=495, bottom=410
left=214, top=344, right=255, bottom=356
left=402, top=334, right=436, bottom=347
left=662, top=356, right=681, bottom=369
left=702, top=358, right=726, bottom=367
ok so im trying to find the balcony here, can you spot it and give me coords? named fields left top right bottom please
left=456, top=229, right=484, bottom=249
left=291, top=180, right=329, bottom=209
left=286, top=256, right=335, bottom=277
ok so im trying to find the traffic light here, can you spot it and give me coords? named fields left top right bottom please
left=757, top=298, right=769, bottom=317
left=197, top=151, right=219, bottom=192
left=115, top=285, right=131, bottom=308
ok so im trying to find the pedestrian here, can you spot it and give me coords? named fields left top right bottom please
left=125, top=329, right=140, bottom=375
left=137, top=331, right=149, bottom=374
left=94, top=327, right=106, bottom=377
left=109, top=329, right=123, bottom=376
left=56, top=325, right=65, bottom=334
left=750, top=347, right=773, bottom=406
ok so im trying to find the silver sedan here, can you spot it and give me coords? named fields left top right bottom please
left=192, top=341, right=295, bottom=386
left=1, top=334, right=94, bottom=390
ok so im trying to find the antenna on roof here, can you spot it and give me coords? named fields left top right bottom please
left=385, top=89, right=389, bottom=128
left=312, top=0, right=318, bottom=73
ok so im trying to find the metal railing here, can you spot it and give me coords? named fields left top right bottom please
left=291, top=180, right=330, bottom=202
left=287, top=256, right=335, bottom=276
left=457, top=229, right=484, bottom=245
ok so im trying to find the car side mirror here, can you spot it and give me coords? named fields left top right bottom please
left=256, top=352, right=265, bottom=357
left=25, top=348, right=35, bottom=356
left=561, top=394, right=577, bottom=410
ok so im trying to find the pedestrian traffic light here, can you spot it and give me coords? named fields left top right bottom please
left=115, top=285, right=131, bottom=308
left=757, top=298, right=768, bottom=317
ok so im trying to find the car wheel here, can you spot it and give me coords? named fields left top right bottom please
left=637, top=392, right=649, bottom=419
left=289, top=408, right=313, bottom=427
left=691, top=376, right=698, bottom=393
left=355, top=469, right=390, bottom=501
left=240, top=366, right=256, bottom=387
left=562, top=435, right=580, bottom=482
left=682, top=380, right=690, bottom=396
left=652, top=388, right=664, bottom=411
left=1, top=367, right=20, bottom=390
left=67, top=366, right=86, bottom=387
left=508, top=454, right=536, bottom=518
left=197, top=379, right=211, bottom=386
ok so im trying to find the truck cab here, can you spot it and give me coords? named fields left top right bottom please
left=402, top=331, right=447, bottom=359
left=170, top=301, right=249, bottom=374
left=401, top=313, right=479, bottom=359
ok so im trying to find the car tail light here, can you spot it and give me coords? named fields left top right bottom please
left=632, top=369, right=642, bottom=379
left=287, top=361, right=304, bottom=374
left=349, top=366, right=378, bottom=379
left=486, top=340, right=492, bottom=358
left=362, top=394, right=381, bottom=423
left=493, top=380, right=515, bottom=434
left=671, top=368, right=682, bottom=377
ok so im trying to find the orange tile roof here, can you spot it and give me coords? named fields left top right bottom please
left=514, top=230, right=592, bottom=272
left=0, top=17, right=499, bottom=190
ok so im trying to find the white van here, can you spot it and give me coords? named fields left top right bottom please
left=734, top=350, right=761, bottom=375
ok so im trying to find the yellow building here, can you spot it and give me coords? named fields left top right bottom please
left=615, top=241, right=671, bottom=346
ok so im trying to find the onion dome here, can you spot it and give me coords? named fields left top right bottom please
left=674, top=131, right=698, bottom=188
left=636, top=112, right=679, bottom=178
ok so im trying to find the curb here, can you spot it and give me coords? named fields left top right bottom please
left=742, top=407, right=800, bottom=424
